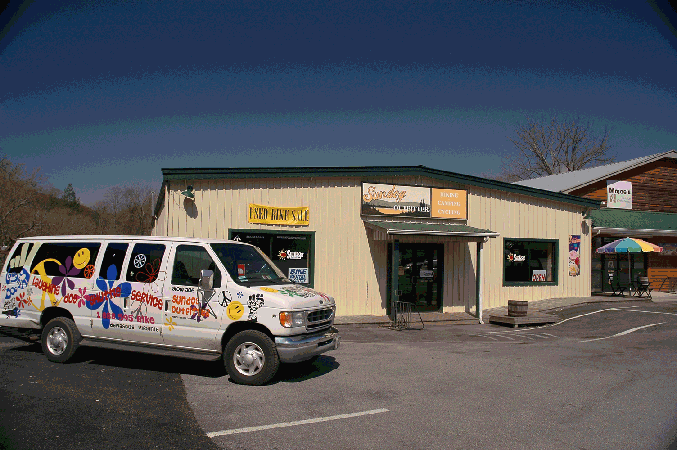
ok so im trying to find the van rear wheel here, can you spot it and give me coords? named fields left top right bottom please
left=41, top=317, right=80, bottom=363
left=224, top=330, right=279, bottom=385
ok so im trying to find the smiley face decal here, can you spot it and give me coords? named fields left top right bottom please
left=73, top=248, right=91, bottom=269
left=226, top=301, right=244, bottom=321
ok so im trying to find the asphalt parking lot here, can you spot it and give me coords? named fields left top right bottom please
left=2, top=299, right=677, bottom=450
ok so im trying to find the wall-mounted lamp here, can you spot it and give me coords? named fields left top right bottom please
left=181, top=185, right=195, bottom=200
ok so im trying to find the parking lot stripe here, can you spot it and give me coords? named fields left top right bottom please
left=580, top=323, right=665, bottom=342
left=206, top=408, right=390, bottom=438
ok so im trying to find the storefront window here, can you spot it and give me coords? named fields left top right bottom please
left=504, top=239, right=557, bottom=285
left=228, top=230, right=314, bottom=287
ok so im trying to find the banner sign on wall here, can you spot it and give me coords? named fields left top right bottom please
left=361, top=183, right=467, bottom=219
left=607, top=180, right=632, bottom=209
left=569, top=235, right=581, bottom=276
left=248, top=204, right=309, bottom=226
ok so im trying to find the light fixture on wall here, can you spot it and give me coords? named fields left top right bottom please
left=181, top=185, right=195, bottom=200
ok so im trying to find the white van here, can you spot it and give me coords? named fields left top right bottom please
left=0, top=235, right=339, bottom=385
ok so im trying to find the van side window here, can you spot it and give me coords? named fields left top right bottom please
left=98, top=243, right=129, bottom=280
left=172, top=245, right=221, bottom=288
left=126, top=243, right=165, bottom=284
left=30, top=243, right=101, bottom=279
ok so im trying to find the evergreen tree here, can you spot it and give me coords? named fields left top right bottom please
left=62, top=183, right=79, bottom=208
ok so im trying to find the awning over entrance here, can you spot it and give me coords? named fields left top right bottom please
left=364, top=219, right=499, bottom=238
left=589, top=209, right=677, bottom=237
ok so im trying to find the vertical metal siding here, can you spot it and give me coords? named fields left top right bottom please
left=160, top=175, right=591, bottom=316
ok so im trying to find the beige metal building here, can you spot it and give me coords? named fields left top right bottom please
left=152, top=166, right=600, bottom=318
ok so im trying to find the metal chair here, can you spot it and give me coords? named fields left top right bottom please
left=608, top=274, right=627, bottom=297
left=634, top=277, right=652, bottom=299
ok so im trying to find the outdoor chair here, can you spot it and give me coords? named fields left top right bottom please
left=635, top=276, right=652, bottom=299
left=608, top=275, right=628, bottom=297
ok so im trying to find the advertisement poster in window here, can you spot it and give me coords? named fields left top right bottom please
left=569, top=235, right=581, bottom=276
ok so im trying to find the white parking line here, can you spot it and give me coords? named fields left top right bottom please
left=580, top=323, right=665, bottom=342
left=206, top=408, right=389, bottom=438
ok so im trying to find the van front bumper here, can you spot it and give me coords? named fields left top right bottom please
left=274, top=327, right=340, bottom=363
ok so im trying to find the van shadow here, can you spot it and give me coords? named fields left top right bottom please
left=11, top=343, right=228, bottom=378
left=13, top=343, right=339, bottom=383
left=271, top=356, right=340, bottom=384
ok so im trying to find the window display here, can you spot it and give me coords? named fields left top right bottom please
left=504, top=239, right=557, bottom=284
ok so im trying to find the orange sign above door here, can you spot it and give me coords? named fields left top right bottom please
left=431, top=189, right=467, bottom=219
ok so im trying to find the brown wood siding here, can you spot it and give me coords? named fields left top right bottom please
left=570, top=158, right=677, bottom=213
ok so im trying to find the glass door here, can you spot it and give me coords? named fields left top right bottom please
left=397, top=244, right=443, bottom=312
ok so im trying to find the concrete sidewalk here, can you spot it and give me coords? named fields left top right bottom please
left=333, top=291, right=677, bottom=326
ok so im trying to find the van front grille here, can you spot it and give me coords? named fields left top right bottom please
left=306, top=308, right=334, bottom=331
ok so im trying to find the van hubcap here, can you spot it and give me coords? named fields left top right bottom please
left=47, top=327, right=68, bottom=356
left=233, top=342, right=265, bottom=376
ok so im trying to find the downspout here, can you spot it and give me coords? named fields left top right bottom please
left=476, top=238, right=485, bottom=324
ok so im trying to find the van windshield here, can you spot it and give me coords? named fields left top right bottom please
left=210, top=243, right=289, bottom=286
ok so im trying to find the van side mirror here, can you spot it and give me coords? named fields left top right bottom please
left=199, top=269, right=214, bottom=290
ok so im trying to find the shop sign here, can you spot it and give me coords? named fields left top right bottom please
left=506, top=253, right=525, bottom=262
left=431, top=188, right=467, bottom=219
left=289, top=268, right=309, bottom=284
left=532, top=270, right=546, bottom=281
left=278, top=249, right=304, bottom=260
left=361, top=183, right=467, bottom=219
left=607, top=180, right=632, bottom=209
left=248, top=203, right=309, bottom=226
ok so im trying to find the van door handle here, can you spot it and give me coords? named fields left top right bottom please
left=164, top=300, right=169, bottom=311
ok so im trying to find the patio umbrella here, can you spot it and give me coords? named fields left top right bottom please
left=596, top=237, right=663, bottom=253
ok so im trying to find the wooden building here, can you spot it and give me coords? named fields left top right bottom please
left=152, top=166, right=599, bottom=317
left=517, top=150, right=677, bottom=292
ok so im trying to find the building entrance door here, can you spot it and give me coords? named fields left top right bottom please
left=397, top=244, right=443, bottom=312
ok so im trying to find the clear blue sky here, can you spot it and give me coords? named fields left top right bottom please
left=1, top=0, right=676, bottom=205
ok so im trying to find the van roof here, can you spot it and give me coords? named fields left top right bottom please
left=15, top=235, right=251, bottom=246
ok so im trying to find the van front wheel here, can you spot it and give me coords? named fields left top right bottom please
left=41, top=317, right=80, bottom=363
left=224, top=330, right=279, bottom=385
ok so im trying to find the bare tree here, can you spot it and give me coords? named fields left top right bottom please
left=0, top=155, right=46, bottom=249
left=500, top=116, right=615, bottom=182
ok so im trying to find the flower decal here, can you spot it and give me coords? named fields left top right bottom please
left=165, top=317, right=177, bottom=331
left=85, top=265, right=131, bottom=329
left=135, top=258, right=160, bottom=284
left=76, top=287, right=88, bottom=308
left=190, top=303, right=210, bottom=322
left=51, top=256, right=80, bottom=297
left=15, top=292, right=31, bottom=309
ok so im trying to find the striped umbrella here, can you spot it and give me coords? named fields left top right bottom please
left=596, top=237, right=663, bottom=253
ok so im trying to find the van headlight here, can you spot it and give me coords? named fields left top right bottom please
left=279, top=311, right=306, bottom=328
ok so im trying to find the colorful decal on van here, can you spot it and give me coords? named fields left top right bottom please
left=134, top=258, right=161, bottom=284
left=51, top=256, right=80, bottom=297
left=247, top=293, right=264, bottom=320
left=3, top=269, right=31, bottom=316
left=32, top=258, right=62, bottom=309
left=85, top=265, right=132, bottom=329
left=165, top=317, right=177, bottom=331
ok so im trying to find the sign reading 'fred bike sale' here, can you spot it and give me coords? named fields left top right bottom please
left=361, top=183, right=467, bottom=219
left=248, top=204, right=310, bottom=226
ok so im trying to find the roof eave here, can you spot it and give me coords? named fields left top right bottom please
left=562, top=150, right=677, bottom=193
left=161, top=166, right=601, bottom=209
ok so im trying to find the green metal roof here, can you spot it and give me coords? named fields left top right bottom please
left=159, top=166, right=601, bottom=212
left=363, top=220, right=499, bottom=237
left=589, top=209, right=677, bottom=233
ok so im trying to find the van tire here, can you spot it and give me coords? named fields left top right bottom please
left=41, top=317, right=80, bottom=363
left=224, top=330, right=279, bottom=385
